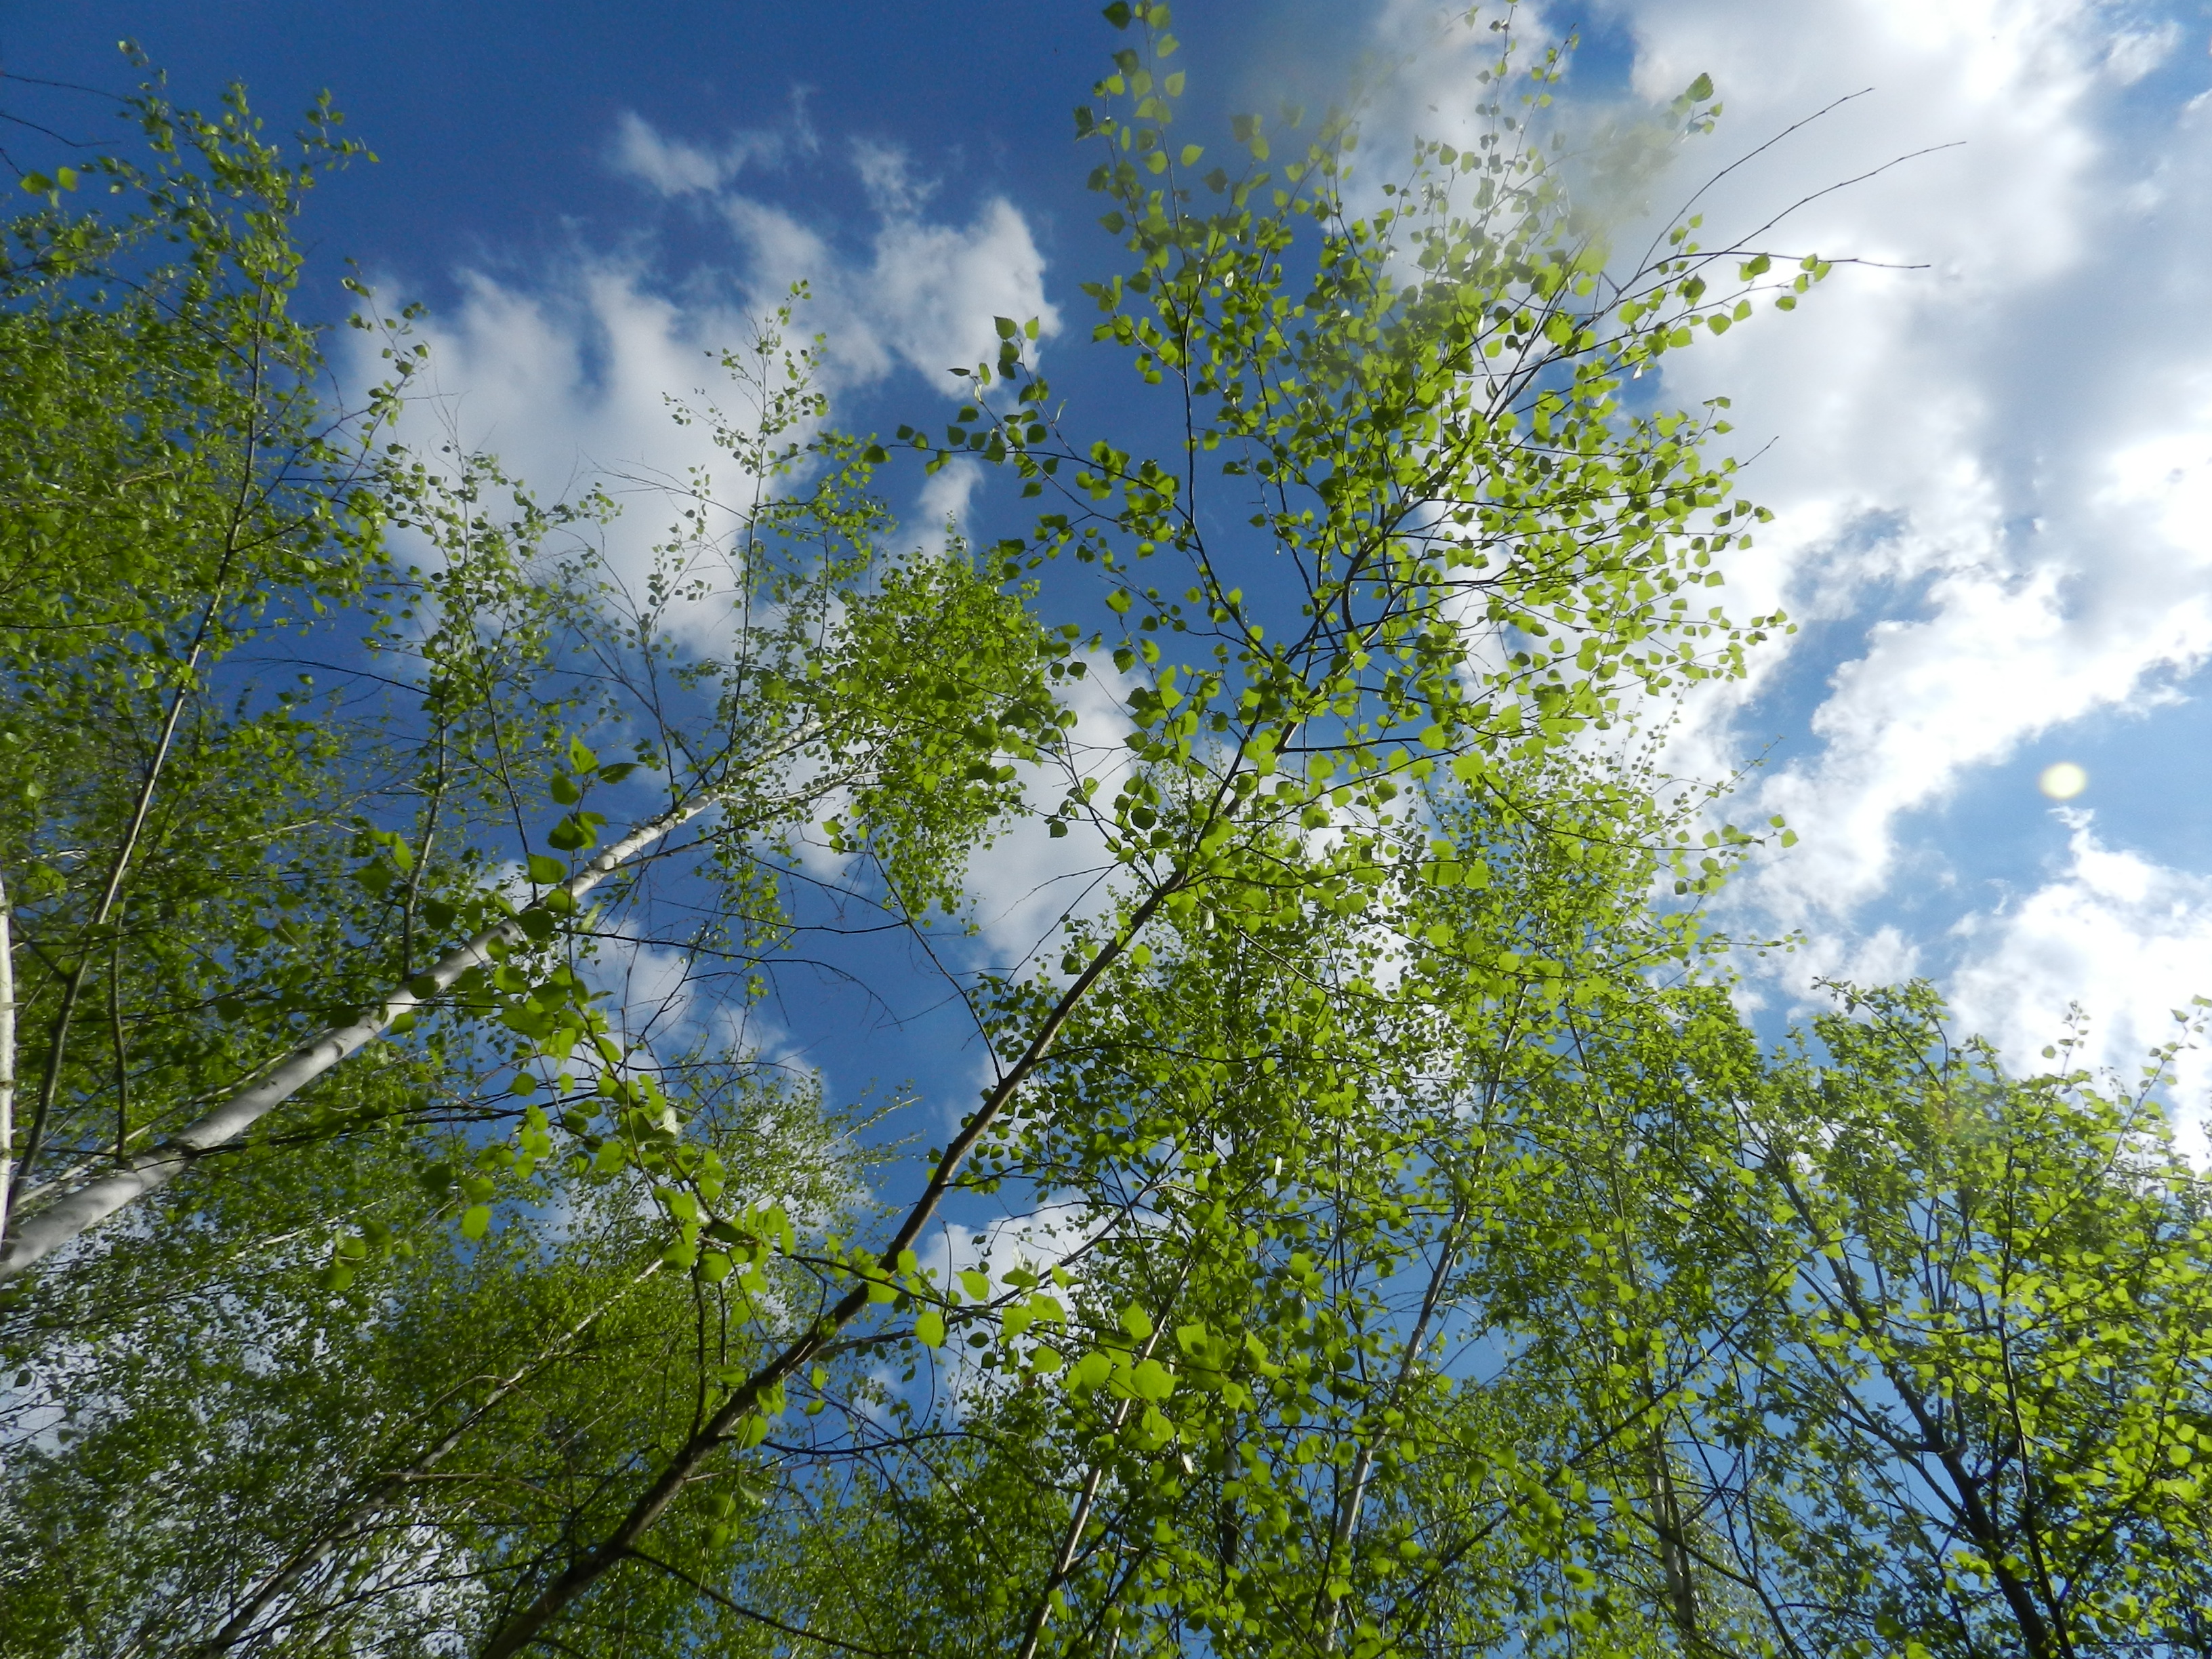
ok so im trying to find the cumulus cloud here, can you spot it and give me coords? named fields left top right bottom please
left=1357, top=0, right=2212, bottom=1135
left=851, top=137, right=939, bottom=218
left=1949, top=814, right=2212, bottom=1163
left=436, top=120, right=1057, bottom=427
left=962, top=653, right=1141, bottom=966
left=913, top=1197, right=1106, bottom=1294
left=715, top=190, right=1062, bottom=392
left=867, top=199, right=1061, bottom=380
left=607, top=102, right=814, bottom=196
left=390, top=264, right=748, bottom=510
left=911, top=456, right=983, bottom=557
left=1605, top=3, right=2212, bottom=893
left=356, top=115, right=1061, bottom=651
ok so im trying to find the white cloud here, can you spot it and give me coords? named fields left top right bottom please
left=2102, top=19, right=2184, bottom=83
left=862, top=198, right=1063, bottom=382
left=394, top=263, right=748, bottom=506
left=359, top=262, right=767, bottom=657
left=356, top=115, right=1063, bottom=659
left=1949, top=814, right=2212, bottom=1163
left=912, top=456, right=981, bottom=558
left=607, top=108, right=807, bottom=197
left=1359, top=0, right=2212, bottom=1119
left=903, top=1196, right=1125, bottom=1405
left=1572, top=0, right=2212, bottom=903
left=688, top=142, right=1062, bottom=394
left=715, top=144, right=1064, bottom=388
left=913, top=1197, right=1105, bottom=1296
left=851, top=137, right=939, bottom=218
left=962, top=652, right=1141, bottom=966
left=611, top=111, right=734, bottom=196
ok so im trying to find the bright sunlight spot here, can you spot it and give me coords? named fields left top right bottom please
left=2039, top=761, right=2089, bottom=801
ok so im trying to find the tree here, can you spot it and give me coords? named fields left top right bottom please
left=0, top=65, right=1072, bottom=1652
left=456, top=3, right=1816, bottom=1650
left=1708, top=989, right=2212, bottom=1659
left=0, top=81, right=1074, bottom=1275
left=23, top=10, right=2196, bottom=1659
left=0, top=75, right=388, bottom=1256
left=0, top=1061, right=870, bottom=1655
left=1453, top=978, right=2212, bottom=1659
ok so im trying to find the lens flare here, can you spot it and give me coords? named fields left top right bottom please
left=2038, top=762, right=2088, bottom=800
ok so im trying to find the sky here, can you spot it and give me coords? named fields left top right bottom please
left=8, top=0, right=2212, bottom=1160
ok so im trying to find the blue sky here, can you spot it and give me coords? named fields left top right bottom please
left=9, top=0, right=2212, bottom=1162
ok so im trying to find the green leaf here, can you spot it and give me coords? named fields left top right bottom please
left=1069, top=1350, right=1115, bottom=1393
left=1130, top=1358, right=1174, bottom=1400
left=2, top=47, right=2024, bottom=1655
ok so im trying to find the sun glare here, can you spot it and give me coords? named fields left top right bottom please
left=2038, top=761, right=2089, bottom=800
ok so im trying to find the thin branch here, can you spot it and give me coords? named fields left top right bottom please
left=475, top=874, right=1182, bottom=1659
left=197, top=1257, right=665, bottom=1654
left=620, top=1547, right=903, bottom=1658
left=0, top=876, right=15, bottom=1244
left=0, top=783, right=729, bottom=1282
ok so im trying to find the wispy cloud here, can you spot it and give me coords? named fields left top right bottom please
left=606, top=104, right=813, bottom=196
left=1364, top=0, right=2212, bottom=1132
left=1950, top=813, right=2212, bottom=1161
left=851, top=137, right=939, bottom=218
left=356, top=110, right=1061, bottom=649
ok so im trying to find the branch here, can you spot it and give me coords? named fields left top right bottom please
left=0, top=787, right=721, bottom=1283
left=620, top=1547, right=903, bottom=1659
left=196, top=1257, right=665, bottom=1654
left=0, top=876, right=15, bottom=1245
left=474, top=874, right=1181, bottom=1659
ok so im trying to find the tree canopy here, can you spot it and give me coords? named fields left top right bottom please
left=2, top=10, right=2206, bottom=1659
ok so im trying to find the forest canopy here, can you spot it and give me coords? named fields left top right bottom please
left=3, top=9, right=2208, bottom=1659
